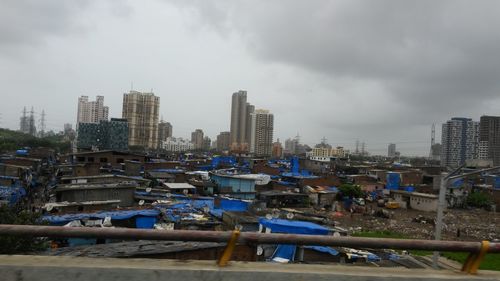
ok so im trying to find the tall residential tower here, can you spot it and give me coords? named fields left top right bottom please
left=441, top=117, right=479, bottom=167
left=122, top=91, right=160, bottom=149
left=479, top=115, right=500, bottom=165
left=249, top=109, right=274, bottom=157
left=230, top=90, right=254, bottom=152
left=77, top=96, right=109, bottom=124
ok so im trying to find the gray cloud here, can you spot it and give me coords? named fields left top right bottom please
left=0, top=1, right=91, bottom=48
left=171, top=0, right=500, bottom=115
left=1, top=0, right=500, bottom=156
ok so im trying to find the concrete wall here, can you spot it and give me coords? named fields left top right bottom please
left=1, top=256, right=499, bottom=281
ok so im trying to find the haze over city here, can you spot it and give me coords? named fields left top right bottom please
left=2, top=0, right=500, bottom=155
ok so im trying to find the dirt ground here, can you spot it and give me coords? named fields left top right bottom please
left=324, top=203, right=499, bottom=241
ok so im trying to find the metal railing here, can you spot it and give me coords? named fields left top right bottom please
left=0, top=224, right=497, bottom=273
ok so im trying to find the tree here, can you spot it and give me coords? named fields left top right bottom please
left=337, top=184, right=363, bottom=199
left=0, top=206, right=48, bottom=254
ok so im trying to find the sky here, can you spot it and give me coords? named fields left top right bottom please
left=1, top=0, right=500, bottom=156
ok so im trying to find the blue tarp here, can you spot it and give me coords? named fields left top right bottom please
left=43, top=209, right=160, bottom=225
left=271, top=244, right=296, bottom=262
left=328, top=187, right=339, bottom=192
left=450, top=178, right=464, bottom=188
left=219, top=198, right=249, bottom=211
left=259, top=218, right=329, bottom=235
left=304, top=246, right=339, bottom=256
left=494, top=176, right=500, bottom=189
left=16, top=150, right=29, bottom=156
left=404, top=186, right=415, bottom=192
left=135, top=216, right=157, bottom=229
left=386, top=172, right=400, bottom=190
left=150, top=169, right=185, bottom=174
left=0, top=186, right=26, bottom=205
left=209, top=209, right=224, bottom=218
left=212, top=156, right=237, bottom=169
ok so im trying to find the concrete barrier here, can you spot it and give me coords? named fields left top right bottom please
left=1, top=255, right=499, bottom=281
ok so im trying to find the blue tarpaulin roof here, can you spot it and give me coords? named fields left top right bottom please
left=219, top=198, right=249, bottom=211
left=258, top=218, right=329, bottom=235
left=0, top=186, right=26, bottom=205
left=43, top=209, right=160, bottom=224
left=304, top=246, right=339, bottom=256
left=271, top=244, right=296, bottom=263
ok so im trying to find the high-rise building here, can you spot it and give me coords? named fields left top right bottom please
left=158, top=121, right=173, bottom=149
left=388, top=143, right=396, bottom=157
left=479, top=115, right=500, bottom=165
left=203, top=136, right=212, bottom=151
left=122, top=91, right=160, bottom=149
left=272, top=140, right=283, bottom=159
left=431, top=143, right=442, bottom=161
left=284, top=137, right=299, bottom=155
left=249, top=109, right=274, bottom=157
left=77, top=118, right=128, bottom=151
left=441, top=117, right=479, bottom=167
left=216, top=131, right=231, bottom=152
left=230, top=91, right=254, bottom=152
left=161, top=137, right=194, bottom=152
left=191, top=129, right=204, bottom=150
left=77, top=96, right=109, bottom=125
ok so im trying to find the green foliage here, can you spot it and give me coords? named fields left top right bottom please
left=351, top=230, right=500, bottom=271
left=352, top=230, right=406, bottom=239
left=338, top=184, right=363, bottom=198
left=0, top=206, right=48, bottom=254
left=0, top=128, right=70, bottom=154
left=467, top=191, right=493, bottom=208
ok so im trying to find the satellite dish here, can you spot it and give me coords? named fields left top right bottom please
left=265, top=214, right=273, bottom=220
left=46, top=204, right=53, bottom=212
left=257, top=246, right=264, bottom=256
left=333, top=232, right=341, bottom=237
left=146, top=188, right=152, bottom=193
left=286, top=213, right=294, bottom=220
left=166, top=193, right=172, bottom=198
left=183, top=189, right=188, bottom=195
left=294, top=188, right=300, bottom=193
left=203, top=206, right=210, bottom=213
left=235, top=224, right=243, bottom=231
left=139, top=200, right=145, bottom=206
left=272, top=209, right=280, bottom=219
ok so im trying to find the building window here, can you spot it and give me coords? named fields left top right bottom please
left=77, top=157, right=85, bottom=162
left=117, top=158, right=124, bottom=164
left=100, top=158, right=108, bottom=163
left=87, top=157, right=95, bottom=163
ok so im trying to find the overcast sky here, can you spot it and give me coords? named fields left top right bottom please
left=1, top=0, right=500, bottom=156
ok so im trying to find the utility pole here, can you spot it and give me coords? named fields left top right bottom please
left=40, top=110, right=46, bottom=138
left=429, top=123, right=435, bottom=159
left=433, top=165, right=500, bottom=268
left=432, top=173, right=447, bottom=268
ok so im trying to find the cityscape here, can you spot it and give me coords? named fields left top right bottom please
left=0, top=1, right=499, bottom=280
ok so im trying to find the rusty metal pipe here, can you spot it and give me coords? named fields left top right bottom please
left=0, top=224, right=498, bottom=253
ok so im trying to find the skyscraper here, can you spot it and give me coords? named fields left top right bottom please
left=191, top=129, right=204, bottom=150
left=249, top=109, right=274, bottom=157
left=388, top=143, right=396, bottom=157
left=284, top=137, right=299, bottom=155
left=216, top=131, right=231, bottom=152
left=77, top=96, right=109, bottom=124
left=158, top=121, right=173, bottom=149
left=122, top=91, right=160, bottom=149
left=441, top=117, right=479, bottom=167
left=77, top=118, right=128, bottom=151
left=272, top=139, right=283, bottom=159
left=479, top=115, right=500, bottom=165
left=230, top=90, right=254, bottom=152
